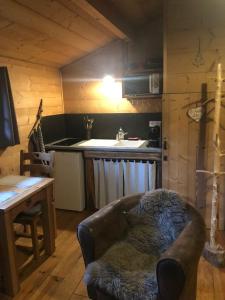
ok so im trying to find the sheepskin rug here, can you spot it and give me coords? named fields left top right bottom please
left=84, top=189, right=190, bottom=300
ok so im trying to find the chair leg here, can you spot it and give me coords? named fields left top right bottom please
left=30, top=218, right=40, bottom=260
left=23, top=224, right=29, bottom=233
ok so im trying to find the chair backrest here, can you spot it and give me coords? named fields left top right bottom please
left=20, top=150, right=54, bottom=177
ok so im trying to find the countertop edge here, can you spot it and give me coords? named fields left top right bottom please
left=45, top=145, right=162, bottom=153
left=45, top=138, right=162, bottom=153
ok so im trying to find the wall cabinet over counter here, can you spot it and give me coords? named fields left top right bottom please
left=83, top=150, right=162, bottom=210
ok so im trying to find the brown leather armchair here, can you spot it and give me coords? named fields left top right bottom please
left=77, top=190, right=206, bottom=300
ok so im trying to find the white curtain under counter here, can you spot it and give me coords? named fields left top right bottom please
left=93, top=159, right=124, bottom=208
left=123, top=160, right=156, bottom=196
left=93, top=159, right=157, bottom=208
left=93, top=159, right=159, bottom=208
left=84, top=150, right=162, bottom=210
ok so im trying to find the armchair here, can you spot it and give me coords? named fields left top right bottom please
left=77, top=189, right=205, bottom=300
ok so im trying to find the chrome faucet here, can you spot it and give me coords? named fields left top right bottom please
left=116, top=127, right=128, bottom=141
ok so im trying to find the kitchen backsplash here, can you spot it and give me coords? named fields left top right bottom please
left=41, top=113, right=162, bottom=144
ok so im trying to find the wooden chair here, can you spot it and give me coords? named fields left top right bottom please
left=19, top=150, right=54, bottom=177
left=14, top=150, right=54, bottom=260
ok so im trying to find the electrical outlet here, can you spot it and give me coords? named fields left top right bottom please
left=149, top=121, right=161, bottom=127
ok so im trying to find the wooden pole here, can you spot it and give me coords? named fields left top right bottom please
left=196, top=83, right=207, bottom=209
left=210, top=63, right=222, bottom=248
left=203, top=63, right=225, bottom=267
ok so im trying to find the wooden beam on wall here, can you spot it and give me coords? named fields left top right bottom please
left=196, top=83, right=208, bottom=210
left=74, top=0, right=131, bottom=40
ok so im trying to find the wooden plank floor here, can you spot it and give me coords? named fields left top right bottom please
left=1, top=210, right=225, bottom=300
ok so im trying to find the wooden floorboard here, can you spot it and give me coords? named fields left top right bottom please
left=1, top=210, right=224, bottom=300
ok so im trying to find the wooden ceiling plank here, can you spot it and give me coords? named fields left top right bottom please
left=0, top=14, right=86, bottom=61
left=0, top=18, right=13, bottom=30
left=0, top=50, right=60, bottom=68
left=0, top=34, right=65, bottom=67
left=56, top=0, right=117, bottom=41
left=73, top=0, right=128, bottom=39
left=34, top=39, right=82, bottom=60
left=0, top=0, right=162, bottom=67
left=56, top=0, right=116, bottom=40
left=0, top=15, right=108, bottom=67
left=0, top=25, right=71, bottom=62
left=15, top=0, right=112, bottom=46
left=0, top=22, right=82, bottom=63
left=0, top=0, right=96, bottom=53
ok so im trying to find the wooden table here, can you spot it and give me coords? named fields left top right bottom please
left=0, top=175, right=55, bottom=297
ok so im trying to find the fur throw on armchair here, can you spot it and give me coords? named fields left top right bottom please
left=84, top=189, right=191, bottom=300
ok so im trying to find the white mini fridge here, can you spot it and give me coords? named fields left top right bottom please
left=53, top=151, right=85, bottom=211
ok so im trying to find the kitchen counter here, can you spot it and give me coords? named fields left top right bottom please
left=45, top=138, right=162, bottom=211
left=45, top=138, right=162, bottom=154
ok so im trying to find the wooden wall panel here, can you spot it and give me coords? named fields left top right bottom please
left=61, top=38, right=162, bottom=114
left=0, top=57, right=64, bottom=176
left=163, top=0, right=225, bottom=228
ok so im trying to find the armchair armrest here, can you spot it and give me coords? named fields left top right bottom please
left=77, top=193, right=142, bottom=265
left=77, top=194, right=142, bottom=300
left=156, top=206, right=206, bottom=300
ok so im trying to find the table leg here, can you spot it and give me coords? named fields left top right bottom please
left=85, top=158, right=95, bottom=211
left=0, top=212, right=19, bottom=296
left=42, top=185, right=55, bottom=255
left=51, top=182, right=57, bottom=238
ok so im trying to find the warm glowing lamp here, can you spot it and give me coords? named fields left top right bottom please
left=102, top=75, right=115, bottom=89
left=101, top=75, right=122, bottom=103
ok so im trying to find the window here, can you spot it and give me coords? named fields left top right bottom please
left=0, top=67, right=20, bottom=148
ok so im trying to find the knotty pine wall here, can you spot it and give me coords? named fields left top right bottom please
left=61, top=19, right=162, bottom=114
left=0, top=57, right=64, bottom=176
left=163, top=0, right=225, bottom=228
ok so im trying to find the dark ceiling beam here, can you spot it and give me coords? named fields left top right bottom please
left=85, top=0, right=136, bottom=40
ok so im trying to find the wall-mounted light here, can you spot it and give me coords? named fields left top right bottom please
left=102, top=75, right=115, bottom=90
left=101, top=75, right=122, bottom=101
